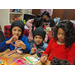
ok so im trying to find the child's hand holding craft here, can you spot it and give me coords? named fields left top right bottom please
left=31, top=48, right=36, bottom=54
left=6, top=35, right=18, bottom=44
left=40, top=55, right=47, bottom=63
left=12, top=40, right=26, bottom=50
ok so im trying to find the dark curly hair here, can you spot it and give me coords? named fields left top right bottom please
left=54, top=20, right=75, bottom=49
left=32, top=16, right=43, bottom=31
left=51, top=57, right=72, bottom=65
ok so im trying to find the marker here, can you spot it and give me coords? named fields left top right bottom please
left=25, top=57, right=33, bottom=64
left=33, top=44, right=40, bottom=53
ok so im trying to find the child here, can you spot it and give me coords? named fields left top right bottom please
left=40, top=20, right=75, bottom=65
left=0, top=20, right=30, bottom=53
left=29, top=26, right=48, bottom=57
left=25, top=16, right=43, bottom=42
left=42, top=11, right=55, bottom=30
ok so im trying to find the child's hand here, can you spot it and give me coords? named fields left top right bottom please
left=31, top=48, right=36, bottom=54
left=39, top=50, right=44, bottom=53
left=40, top=55, right=47, bottom=63
left=6, top=35, right=18, bottom=44
left=12, top=40, right=26, bottom=50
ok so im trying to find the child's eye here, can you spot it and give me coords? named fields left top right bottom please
left=14, top=29, right=16, bottom=31
left=18, top=30, right=21, bottom=32
left=39, top=37, right=42, bottom=39
left=57, top=33, right=60, bottom=35
left=35, top=37, right=37, bottom=39
left=62, top=34, right=65, bottom=36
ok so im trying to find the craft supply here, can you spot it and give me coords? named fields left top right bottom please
left=33, top=44, right=40, bottom=53
left=33, top=44, right=44, bottom=53
left=8, top=52, right=15, bottom=56
left=0, top=57, right=7, bottom=65
left=16, top=49, right=23, bottom=54
left=0, top=50, right=16, bottom=57
left=34, top=55, right=40, bottom=60
left=5, top=51, right=11, bottom=54
left=32, top=59, right=38, bottom=62
left=25, top=57, right=33, bottom=64
left=11, top=58, right=28, bottom=65
left=29, top=56, right=38, bottom=62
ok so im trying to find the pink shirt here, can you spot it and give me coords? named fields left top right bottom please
left=25, top=19, right=36, bottom=42
left=25, top=19, right=48, bottom=43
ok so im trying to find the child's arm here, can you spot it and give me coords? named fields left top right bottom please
left=25, top=19, right=34, bottom=28
left=41, top=39, right=53, bottom=56
left=29, top=40, right=36, bottom=54
left=0, top=35, right=18, bottom=52
left=67, top=43, right=75, bottom=65
left=0, top=40, right=9, bottom=52
left=22, top=36, right=31, bottom=53
left=40, top=39, right=53, bottom=62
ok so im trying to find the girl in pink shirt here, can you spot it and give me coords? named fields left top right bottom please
left=25, top=17, right=43, bottom=42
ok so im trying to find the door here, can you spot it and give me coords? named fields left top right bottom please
left=52, top=9, right=75, bottom=20
left=32, top=9, right=41, bottom=16
left=63, top=9, right=75, bottom=20
left=52, top=9, right=64, bottom=20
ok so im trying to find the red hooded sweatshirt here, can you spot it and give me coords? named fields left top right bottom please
left=42, top=39, right=75, bottom=65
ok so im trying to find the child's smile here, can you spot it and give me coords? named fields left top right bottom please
left=12, top=26, right=22, bottom=38
left=57, top=28, right=65, bottom=43
left=34, top=35, right=43, bottom=45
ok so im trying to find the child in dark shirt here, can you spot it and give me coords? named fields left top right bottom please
left=42, top=11, right=55, bottom=30
left=29, top=26, right=48, bottom=57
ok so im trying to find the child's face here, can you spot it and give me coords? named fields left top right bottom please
left=12, top=26, right=22, bottom=37
left=57, top=28, right=65, bottom=43
left=34, top=35, right=43, bottom=45
left=43, top=15, right=47, bottom=19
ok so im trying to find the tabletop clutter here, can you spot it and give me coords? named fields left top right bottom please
left=0, top=49, right=41, bottom=65
left=11, top=54, right=40, bottom=65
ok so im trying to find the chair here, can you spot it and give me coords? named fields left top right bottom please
left=0, top=30, right=5, bottom=43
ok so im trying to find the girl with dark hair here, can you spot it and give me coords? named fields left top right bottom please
left=40, top=20, right=75, bottom=65
left=25, top=16, right=43, bottom=42
left=42, top=11, right=55, bottom=30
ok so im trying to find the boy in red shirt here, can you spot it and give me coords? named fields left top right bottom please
left=40, top=20, right=75, bottom=65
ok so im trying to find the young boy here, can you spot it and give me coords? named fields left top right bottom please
left=0, top=20, right=30, bottom=53
left=29, top=26, right=48, bottom=57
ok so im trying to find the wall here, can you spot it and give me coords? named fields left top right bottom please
left=24, top=9, right=32, bottom=14
left=0, top=9, right=53, bottom=31
left=24, top=9, right=53, bottom=15
left=51, top=9, right=53, bottom=16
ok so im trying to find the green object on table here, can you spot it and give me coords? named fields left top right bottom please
left=25, top=57, right=33, bottom=64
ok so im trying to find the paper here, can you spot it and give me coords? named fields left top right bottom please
left=29, top=56, right=38, bottom=62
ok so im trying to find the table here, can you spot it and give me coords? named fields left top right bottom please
left=4, top=25, right=29, bottom=38
left=0, top=49, right=50, bottom=65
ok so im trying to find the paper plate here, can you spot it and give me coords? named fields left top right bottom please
left=46, top=27, right=51, bottom=31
